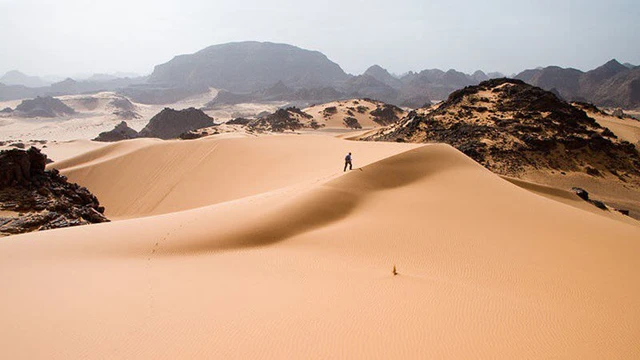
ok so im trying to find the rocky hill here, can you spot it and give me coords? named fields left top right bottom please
left=148, top=41, right=350, bottom=93
left=0, top=75, right=147, bottom=102
left=223, top=101, right=406, bottom=133
left=138, top=107, right=214, bottom=139
left=14, top=96, right=76, bottom=118
left=0, top=147, right=109, bottom=236
left=303, top=99, right=407, bottom=129
left=2, top=44, right=634, bottom=109
left=515, top=59, right=640, bottom=108
left=108, top=96, right=141, bottom=119
left=243, top=107, right=320, bottom=132
left=94, top=121, right=140, bottom=142
left=0, top=70, right=50, bottom=88
left=365, top=78, right=640, bottom=182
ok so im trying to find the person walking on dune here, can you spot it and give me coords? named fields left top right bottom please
left=344, top=152, right=352, bottom=172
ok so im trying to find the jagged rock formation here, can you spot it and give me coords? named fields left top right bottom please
left=93, top=121, right=139, bottom=142
left=516, top=59, right=640, bottom=108
left=14, top=96, right=76, bottom=118
left=0, top=147, right=109, bottom=236
left=365, top=78, right=640, bottom=181
left=139, top=107, right=214, bottom=139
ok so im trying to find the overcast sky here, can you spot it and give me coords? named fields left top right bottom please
left=1, top=0, right=639, bottom=78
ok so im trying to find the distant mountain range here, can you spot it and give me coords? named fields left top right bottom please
left=0, top=70, right=52, bottom=88
left=1, top=42, right=639, bottom=108
left=514, top=59, right=640, bottom=108
left=0, top=75, right=148, bottom=102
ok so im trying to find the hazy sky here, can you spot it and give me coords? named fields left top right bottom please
left=1, top=0, right=639, bottom=78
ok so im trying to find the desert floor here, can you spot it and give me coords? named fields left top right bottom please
left=1, top=133, right=639, bottom=359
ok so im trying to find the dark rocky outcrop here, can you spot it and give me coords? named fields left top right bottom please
left=0, top=107, right=13, bottom=113
left=571, top=187, right=589, bottom=201
left=571, top=187, right=617, bottom=211
left=370, top=104, right=404, bottom=126
left=138, top=107, right=214, bottom=139
left=246, top=107, right=316, bottom=132
left=322, top=106, right=338, bottom=116
left=93, top=121, right=139, bottom=142
left=226, top=117, right=252, bottom=125
left=343, top=117, right=362, bottom=129
left=178, top=131, right=209, bottom=140
left=0, top=147, right=108, bottom=236
left=365, top=78, right=640, bottom=180
left=14, top=96, right=76, bottom=118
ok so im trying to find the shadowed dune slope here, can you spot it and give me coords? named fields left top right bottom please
left=52, top=135, right=422, bottom=219
left=1, top=143, right=640, bottom=359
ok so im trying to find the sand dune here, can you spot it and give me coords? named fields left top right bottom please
left=592, top=112, right=640, bottom=149
left=1, top=136, right=639, bottom=359
left=504, top=176, right=640, bottom=225
left=53, top=134, right=421, bottom=219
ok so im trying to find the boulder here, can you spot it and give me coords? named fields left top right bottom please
left=0, top=147, right=109, bottom=236
left=571, top=187, right=589, bottom=201
left=612, top=108, right=625, bottom=118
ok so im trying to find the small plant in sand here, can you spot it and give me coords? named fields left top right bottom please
left=392, top=265, right=398, bottom=276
